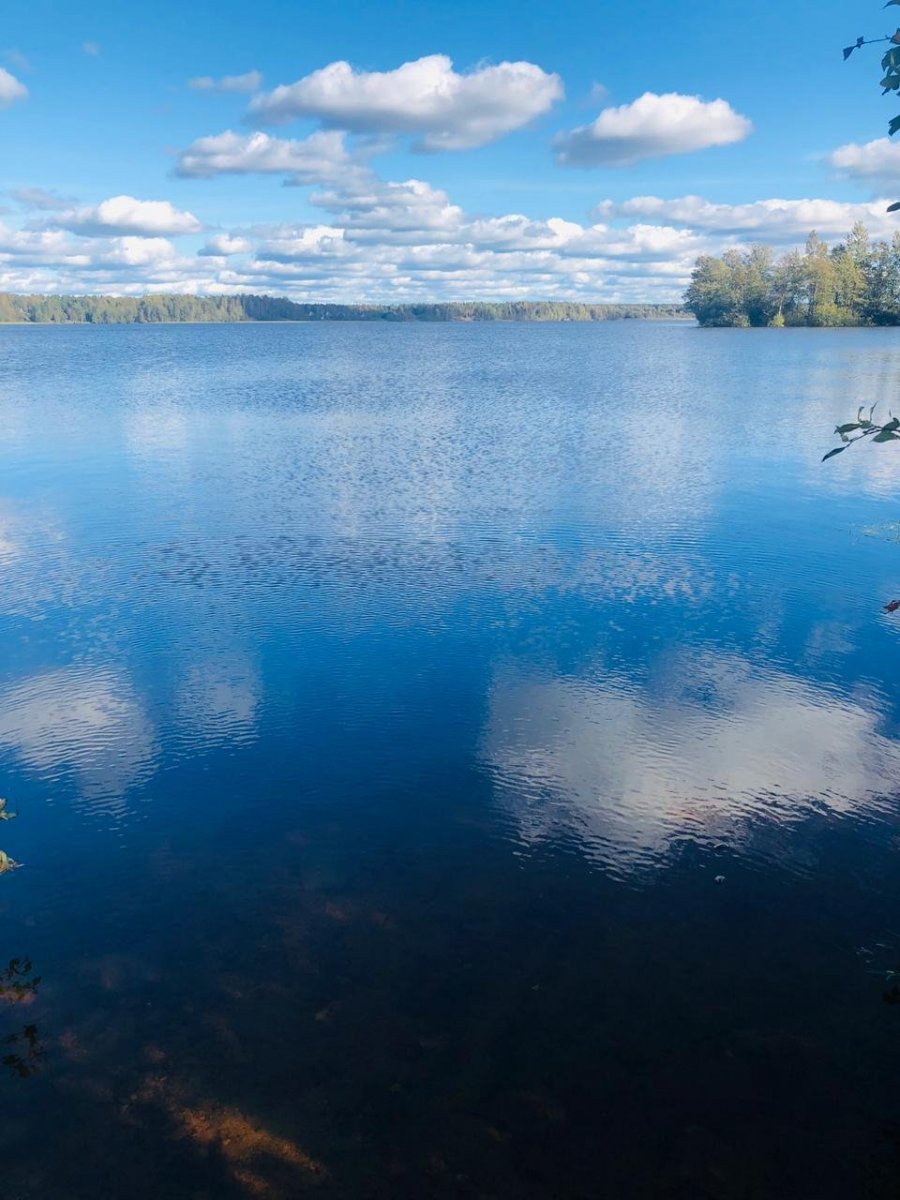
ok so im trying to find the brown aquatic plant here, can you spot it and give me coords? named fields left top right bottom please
left=131, top=1076, right=327, bottom=1197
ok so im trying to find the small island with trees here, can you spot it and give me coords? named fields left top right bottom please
left=684, top=222, right=900, bottom=327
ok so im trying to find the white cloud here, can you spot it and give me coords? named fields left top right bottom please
left=198, top=233, right=252, bottom=256
left=174, top=129, right=360, bottom=186
left=594, top=194, right=898, bottom=240
left=255, top=224, right=349, bottom=262
left=82, top=41, right=100, bottom=57
left=189, top=69, right=262, bottom=94
left=3, top=132, right=889, bottom=303
left=0, top=167, right=717, bottom=301
left=312, top=176, right=464, bottom=241
left=248, top=53, right=563, bottom=150
left=88, top=236, right=180, bottom=268
left=47, top=195, right=203, bottom=237
left=555, top=91, right=751, bottom=167
left=0, top=67, right=27, bottom=108
left=828, top=137, right=900, bottom=183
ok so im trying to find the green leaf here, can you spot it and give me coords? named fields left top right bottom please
left=883, top=416, right=900, bottom=432
left=873, top=429, right=900, bottom=441
left=823, top=445, right=849, bottom=460
left=890, top=115, right=900, bottom=136
left=836, top=423, right=861, bottom=433
left=888, top=201, right=900, bottom=212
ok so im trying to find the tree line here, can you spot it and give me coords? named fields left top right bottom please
left=0, top=293, right=688, bottom=325
left=684, top=223, right=900, bottom=327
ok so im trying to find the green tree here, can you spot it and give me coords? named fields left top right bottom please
left=682, top=224, right=900, bottom=327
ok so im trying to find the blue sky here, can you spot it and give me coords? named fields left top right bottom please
left=1, top=0, right=898, bottom=301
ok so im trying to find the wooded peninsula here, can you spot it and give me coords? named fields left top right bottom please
left=685, top=223, right=900, bottom=327
left=0, top=294, right=687, bottom=324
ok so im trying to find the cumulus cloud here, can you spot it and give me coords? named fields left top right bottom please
left=312, top=176, right=464, bottom=241
left=0, top=169, right=720, bottom=302
left=555, top=91, right=751, bottom=167
left=1, top=137, right=885, bottom=303
left=593, top=194, right=898, bottom=240
left=248, top=53, right=563, bottom=150
left=237, top=194, right=706, bottom=300
left=87, top=236, right=180, bottom=268
left=827, top=137, right=900, bottom=183
left=254, top=224, right=351, bottom=263
left=173, top=129, right=361, bottom=186
left=189, top=69, right=262, bottom=93
left=198, top=233, right=252, bottom=256
left=0, top=67, right=27, bottom=108
left=47, top=194, right=203, bottom=237
left=0, top=216, right=215, bottom=297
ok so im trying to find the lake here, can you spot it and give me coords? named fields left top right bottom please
left=1, top=320, right=900, bottom=1198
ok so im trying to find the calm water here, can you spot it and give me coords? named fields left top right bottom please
left=1, top=321, right=900, bottom=1197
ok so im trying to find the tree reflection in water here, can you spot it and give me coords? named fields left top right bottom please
left=0, top=958, right=42, bottom=1079
left=0, top=802, right=43, bottom=1080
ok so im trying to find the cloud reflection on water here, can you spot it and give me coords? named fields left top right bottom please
left=174, top=653, right=260, bottom=750
left=482, top=650, right=900, bottom=876
left=0, top=666, right=157, bottom=814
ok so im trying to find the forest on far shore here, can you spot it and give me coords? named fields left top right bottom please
left=0, top=293, right=688, bottom=325
left=684, top=223, right=900, bottom=327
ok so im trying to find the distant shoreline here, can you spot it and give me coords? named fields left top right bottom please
left=0, top=292, right=690, bottom=326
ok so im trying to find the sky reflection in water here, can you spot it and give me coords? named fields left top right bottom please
left=0, top=322, right=899, bottom=1196
left=484, top=653, right=900, bottom=877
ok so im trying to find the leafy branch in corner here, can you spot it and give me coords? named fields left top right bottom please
left=844, top=2, right=900, bottom=210
left=823, top=405, right=900, bottom=460
left=824, top=407, right=900, bottom=611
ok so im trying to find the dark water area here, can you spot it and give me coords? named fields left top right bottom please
left=1, top=321, right=900, bottom=1197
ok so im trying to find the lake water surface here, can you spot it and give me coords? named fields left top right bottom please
left=1, top=321, right=900, bottom=1197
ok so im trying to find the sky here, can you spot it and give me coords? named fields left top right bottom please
left=1, top=0, right=899, bottom=302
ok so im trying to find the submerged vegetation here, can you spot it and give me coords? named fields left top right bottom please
left=0, top=293, right=687, bottom=325
left=685, top=224, right=900, bottom=327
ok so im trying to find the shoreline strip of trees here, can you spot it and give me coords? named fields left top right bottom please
left=0, top=294, right=688, bottom=325
left=684, top=223, right=900, bottom=327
